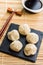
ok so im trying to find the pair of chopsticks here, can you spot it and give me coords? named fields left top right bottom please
left=0, top=8, right=22, bottom=39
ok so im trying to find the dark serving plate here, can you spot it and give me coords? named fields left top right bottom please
left=0, top=23, right=43, bottom=62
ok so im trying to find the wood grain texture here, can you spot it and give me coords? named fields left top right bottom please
left=0, top=0, right=43, bottom=65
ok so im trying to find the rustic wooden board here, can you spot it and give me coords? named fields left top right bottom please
left=0, top=0, right=43, bottom=65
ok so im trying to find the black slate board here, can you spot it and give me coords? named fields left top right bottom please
left=0, top=23, right=43, bottom=62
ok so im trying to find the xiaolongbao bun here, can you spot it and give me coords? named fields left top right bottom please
left=26, top=32, right=39, bottom=44
left=7, top=30, right=20, bottom=41
left=19, top=24, right=31, bottom=35
left=24, top=44, right=37, bottom=56
left=10, top=40, right=23, bottom=52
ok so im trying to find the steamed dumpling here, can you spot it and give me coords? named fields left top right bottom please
left=26, top=32, right=39, bottom=44
left=10, top=40, right=23, bottom=52
left=19, top=24, right=31, bottom=35
left=24, top=44, right=37, bottom=56
left=7, top=30, right=20, bottom=41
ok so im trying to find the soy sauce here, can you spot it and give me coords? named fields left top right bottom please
left=25, top=0, right=42, bottom=10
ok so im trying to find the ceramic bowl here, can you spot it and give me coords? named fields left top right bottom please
left=22, top=0, right=43, bottom=13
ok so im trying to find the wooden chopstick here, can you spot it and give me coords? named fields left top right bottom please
left=0, top=7, right=22, bottom=39
left=0, top=12, right=14, bottom=39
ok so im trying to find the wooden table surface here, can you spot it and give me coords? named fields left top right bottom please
left=0, top=0, right=43, bottom=65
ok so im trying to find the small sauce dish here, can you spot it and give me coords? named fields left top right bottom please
left=22, top=0, right=43, bottom=13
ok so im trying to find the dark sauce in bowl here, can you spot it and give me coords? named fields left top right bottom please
left=25, top=0, right=42, bottom=10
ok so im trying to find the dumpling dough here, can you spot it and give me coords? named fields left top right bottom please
left=19, top=24, right=31, bottom=35
left=24, top=44, right=37, bottom=56
left=10, top=40, right=23, bottom=52
left=7, top=30, right=20, bottom=41
left=26, top=32, right=39, bottom=44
